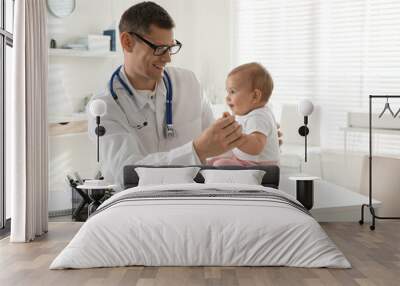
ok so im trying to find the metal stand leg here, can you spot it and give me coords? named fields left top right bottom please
left=359, top=203, right=399, bottom=231
left=87, top=189, right=106, bottom=216
left=359, top=204, right=367, bottom=225
left=359, top=204, right=376, bottom=230
left=359, top=203, right=376, bottom=230
left=71, top=187, right=91, bottom=221
left=88, top=201, right=101, bottom=216
left=72, top=200, right=86, bottom=219
left=359, top=204, right=400, bottom=231
left=369, top=206, right=376, bottom=231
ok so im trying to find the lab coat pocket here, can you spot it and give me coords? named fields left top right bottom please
left=126, top=112, right=147, bottom=130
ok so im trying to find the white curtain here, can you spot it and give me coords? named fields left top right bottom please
left=9, top=0, right=48, bottom=242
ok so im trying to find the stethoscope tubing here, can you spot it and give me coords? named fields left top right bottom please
left=109, top=66, right=175, bottom=137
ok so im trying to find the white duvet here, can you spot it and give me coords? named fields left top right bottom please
left=50, top=183, right=351, bottom=269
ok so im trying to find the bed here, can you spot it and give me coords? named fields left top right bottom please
left=50, top=165, right=350, bottom=269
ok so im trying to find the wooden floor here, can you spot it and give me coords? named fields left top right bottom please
left=0, top=222, right=399, bottom=286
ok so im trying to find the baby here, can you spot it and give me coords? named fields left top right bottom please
left=209, top=62, right=280, bottom=166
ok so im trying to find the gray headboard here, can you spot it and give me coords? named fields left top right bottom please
left=123, top=165, right=280, bottom=189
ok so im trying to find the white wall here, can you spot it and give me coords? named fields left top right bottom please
left=320, top=151, right=366, bottom=192
left=48, top=133, right=97, bottom=211
left=48, top=0, right=231, bottom=105
left=165, top=0, right=232, bottom=103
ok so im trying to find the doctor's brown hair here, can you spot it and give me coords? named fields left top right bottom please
left=119, top=1, right=175, bottom=34
left=228, top=62, right=274, bottom=103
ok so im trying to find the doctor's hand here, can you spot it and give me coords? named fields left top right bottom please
left=193, top=112, right=245, bottom=164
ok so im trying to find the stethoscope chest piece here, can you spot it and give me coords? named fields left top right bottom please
left=164, top=124, right=175, bottom=138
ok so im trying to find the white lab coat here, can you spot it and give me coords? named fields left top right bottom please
left=88, top=66, right=215, bottom=187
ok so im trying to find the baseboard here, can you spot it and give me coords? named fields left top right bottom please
left=48, top=189, right=72, bottom=212
left=48, top=209, right=72, bottom=217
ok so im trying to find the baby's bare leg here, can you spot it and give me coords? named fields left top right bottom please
left=212, top=156, right=248, bottom=166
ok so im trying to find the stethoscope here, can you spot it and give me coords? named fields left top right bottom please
left=109, top=65, right=175, bottom=138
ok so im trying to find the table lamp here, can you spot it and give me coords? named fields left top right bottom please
left=89, top=99, right=107, bottom=162
left=298, top=99, right=314, bottom=162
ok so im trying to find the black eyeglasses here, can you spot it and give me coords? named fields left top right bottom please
left=129, top=32, right=182, bottom=56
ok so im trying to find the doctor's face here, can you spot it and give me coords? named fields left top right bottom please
left=126, top=25, right=174, bottom=82
left=225, top=73, right=257, bottom=116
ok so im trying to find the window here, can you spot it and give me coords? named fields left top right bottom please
left=233, top=0, right=400, bottom=154
left=1, top=0, right=14, bottom=231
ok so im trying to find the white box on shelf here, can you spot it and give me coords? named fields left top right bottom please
left=348, top=111, right=400, bottom=130
left=77, top=35, right=111, bottom=52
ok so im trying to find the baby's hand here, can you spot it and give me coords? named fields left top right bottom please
left=222, top=111, right=232, bottom=118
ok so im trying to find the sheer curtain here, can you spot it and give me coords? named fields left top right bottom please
left=9, top=0, right=48, bottom=242
left=232, top=0, right=400, bottom=154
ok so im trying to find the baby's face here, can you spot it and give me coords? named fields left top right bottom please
left=225, top=73, right=257, bottom=116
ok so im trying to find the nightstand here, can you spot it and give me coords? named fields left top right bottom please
left=77, top=184, right=117, bottom=216
left=288, top=175, right=319, bottom=210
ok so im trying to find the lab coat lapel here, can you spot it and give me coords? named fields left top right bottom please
left=117, top=68, right=143, bottom=111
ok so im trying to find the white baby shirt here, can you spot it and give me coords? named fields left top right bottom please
left=233, top=106, right=280, bottom=162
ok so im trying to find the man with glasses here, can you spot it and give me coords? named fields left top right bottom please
left=88, top=1, right=245, bottom=187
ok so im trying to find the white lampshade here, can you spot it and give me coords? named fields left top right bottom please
left=89, top=99, right=107, bottom=117
left=298, top=99, right=314, bottom=116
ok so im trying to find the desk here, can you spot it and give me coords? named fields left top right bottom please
left=280, top=175, right=382, bottom=221
left=77, top=184, right=117, bottom=216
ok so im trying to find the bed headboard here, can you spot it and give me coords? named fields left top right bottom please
left=123, top=165, right=280, bottom=189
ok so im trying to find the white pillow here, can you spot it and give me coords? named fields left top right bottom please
left=135, top=167, right=201, bottom=186
left=200, top=169, right=266, bottom=185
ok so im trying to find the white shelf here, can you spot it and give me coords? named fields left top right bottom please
left=49, top=48, right=118, bottom=58
left=48, top=113, right=87, bottom=124
left=341, top=126, right=400, bottom=136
